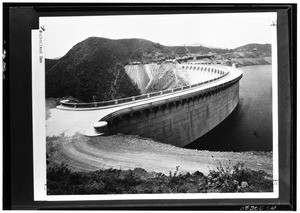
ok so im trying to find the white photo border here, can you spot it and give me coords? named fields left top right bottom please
left=33, top=12, right=279, bottom=201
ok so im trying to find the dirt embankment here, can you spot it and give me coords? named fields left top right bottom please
left=47, top=133, right=272, bottom=176
left=124, top=64, right=151, bottom=93
left=146, top=63, right=190, bottom=92
left=125, top=63, right=190, bottom=94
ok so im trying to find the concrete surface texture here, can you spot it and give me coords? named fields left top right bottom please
left=107, top=82, right=239, bottom=147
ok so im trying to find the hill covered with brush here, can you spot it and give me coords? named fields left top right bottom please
left=46, top=37, right=272, bottom=102
left=234, top=43, right=271, bottom=55
left=46, top=37, right=175, bottom=102
left=217, top=43, right=271, bottom=59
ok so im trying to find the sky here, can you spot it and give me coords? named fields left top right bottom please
left=40, top=12, right=277, bottom=59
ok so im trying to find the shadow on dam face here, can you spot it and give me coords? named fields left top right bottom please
left=185, top=100, right=273, bottom=152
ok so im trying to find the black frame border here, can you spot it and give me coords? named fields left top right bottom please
left=2, top=3, right=296, bottom=210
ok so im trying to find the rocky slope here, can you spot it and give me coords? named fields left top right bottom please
left=125, top=62, right=201, bottom=93
left=124, top=64, right=152, bottom=93
left=144, top=63, right=190, bottom=93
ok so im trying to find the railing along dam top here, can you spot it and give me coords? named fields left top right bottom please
left=59, top=64, right=229, bottom=109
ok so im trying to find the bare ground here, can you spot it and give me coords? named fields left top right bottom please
left=47, top=133, right=272, bottom=176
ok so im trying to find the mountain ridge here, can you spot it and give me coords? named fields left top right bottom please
left=46, top=37, right=271, bottom=102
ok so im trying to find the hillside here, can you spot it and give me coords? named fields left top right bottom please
left=215, top=44, right=271, bottom=59
left=46, top=37, right=194, bottom=102
left=234, top=43, right=271, bottom=56
left=169, top=45, right=230, bottom=56
left=46, top=37, right=272, bottom=102
left=124, top=63, right=190, bottom=94
left=45, top=58, right=59, bottom=72
left=145, top=63, right=190, bottom=92
left=46, top=38, right=141, bottom=102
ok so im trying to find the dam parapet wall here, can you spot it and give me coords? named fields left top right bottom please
left=58, top=64, right=230, bottom=110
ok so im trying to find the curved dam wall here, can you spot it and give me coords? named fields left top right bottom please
left=101, top=72, right=241, bottom=147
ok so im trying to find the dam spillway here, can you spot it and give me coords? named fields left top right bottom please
left=52, top=64, right=243, bottom=147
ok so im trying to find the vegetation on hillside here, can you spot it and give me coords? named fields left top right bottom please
left=45, top=37, right=272, bottom=102
left=234, top=43, right=271, bottom=57
left=45, top=58, right=59, bottom=72
left=168, top=45, right=230, bottom=56
left=47, top=163, right=273, bottom=195
left=46, top=37, right=147, bottom=102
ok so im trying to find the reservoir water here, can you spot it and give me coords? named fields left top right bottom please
left=186, top=65, right=273, bottom=152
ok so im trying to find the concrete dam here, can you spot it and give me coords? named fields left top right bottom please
left=54, top=63, right=243, bottom=147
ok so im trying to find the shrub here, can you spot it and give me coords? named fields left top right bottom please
left=47, top=163, right=273, bottom=195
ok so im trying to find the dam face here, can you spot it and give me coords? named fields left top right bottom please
left=104, top=70, right=241, bottom=147
left=58, top=63, right=242, bottom=148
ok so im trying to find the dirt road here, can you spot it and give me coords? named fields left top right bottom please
left=48, top=133, right=272, bottom=175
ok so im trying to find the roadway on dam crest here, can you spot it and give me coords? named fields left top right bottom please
left=47, top=65, right=242, bottom=138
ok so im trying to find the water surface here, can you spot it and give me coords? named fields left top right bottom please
left=186, top=65, right=273, bottom=151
